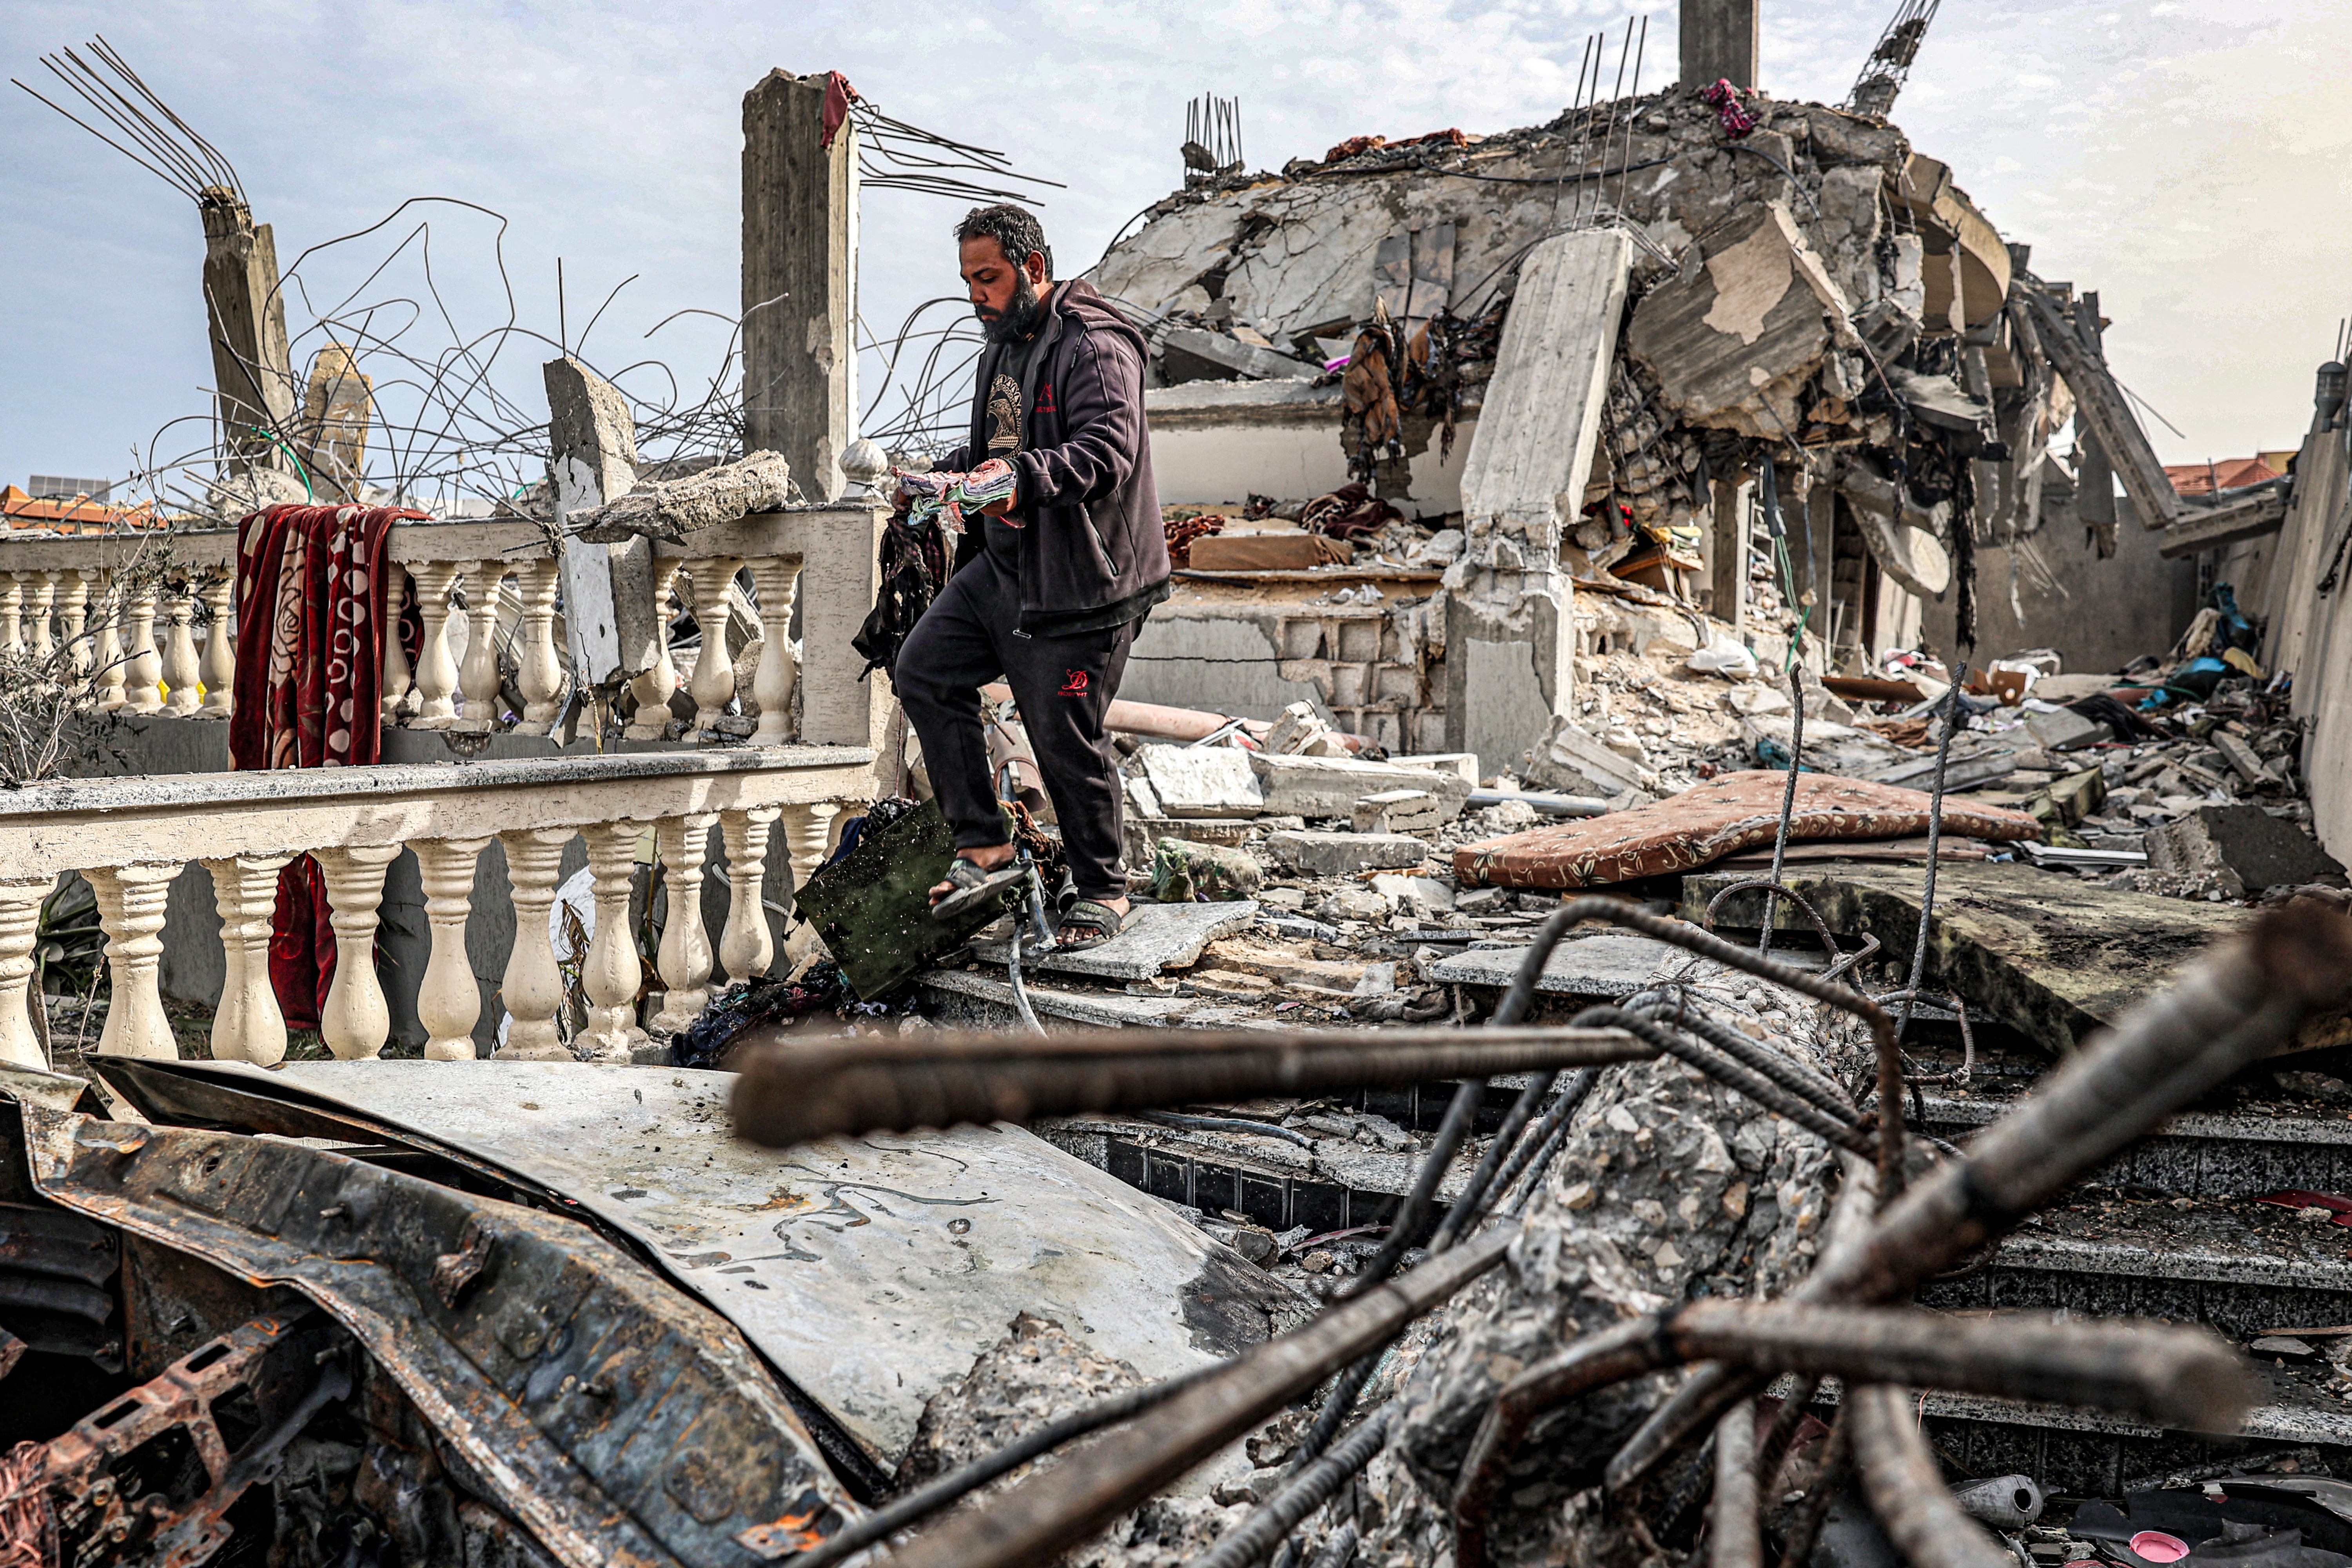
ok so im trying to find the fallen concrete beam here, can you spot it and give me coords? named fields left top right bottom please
left=573, top=450, right=794, bottom=543
left=1624, top=202, right=1851, bottom=439
left=2158, top=485, right=2291, bottom=559
left=1160, top=326, right=1318, bottom=383
left=2024, top=286, right=2180, bottom=529
left=545, top=355, right=662, bottom=688
left=1683, top=859, right=2348, bottom=1054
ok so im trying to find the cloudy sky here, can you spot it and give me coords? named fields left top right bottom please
left=3, top=0, right=2346, bottom=498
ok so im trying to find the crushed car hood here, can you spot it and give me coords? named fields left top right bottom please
left=119, top=1058, right=1306, bottom=1471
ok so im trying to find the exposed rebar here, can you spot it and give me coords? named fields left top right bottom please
left=1194, top=1406, right=1396, bottom=1568
left=1709, top=1399, right=1763, bottom=1568
left=879, top=1228, right=1515, bottom=1568
left=726, top=1025, right=1649, bottom=1148
left=1849, top=1384, right=2011, bottom=1568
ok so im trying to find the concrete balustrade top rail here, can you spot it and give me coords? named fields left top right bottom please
left=0, top=744, right=877, bottom=880
left=0, top=745, right=879, bottom=1073
left=0, top=502, right=890, bottom=749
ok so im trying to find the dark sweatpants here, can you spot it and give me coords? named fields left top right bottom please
left=895, top=557, right=1139, bottom=902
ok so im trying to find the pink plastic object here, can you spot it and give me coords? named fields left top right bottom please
left=2131, top=1532, right=2191, bottom=1563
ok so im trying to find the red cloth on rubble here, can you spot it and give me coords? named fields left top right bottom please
left=229, top=502, right=426, bottom=1029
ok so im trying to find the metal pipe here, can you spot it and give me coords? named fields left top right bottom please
left=1849, top=1384, right=2012, bottom=1568
left=1710, top=1400, right=1763, bottom=1568
left=728, top=1026, right=1650, bottom=1149
left=881, top=1226, right=1515, bottom=1568
left=1668, top=1301, right=2255, bottom=1431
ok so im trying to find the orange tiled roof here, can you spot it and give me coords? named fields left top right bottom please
left=1, top=485, right=167, bottom=530
left=2166, top=457, right=2283, bottom=497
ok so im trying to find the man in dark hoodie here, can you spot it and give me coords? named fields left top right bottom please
left=894, top=204, right=1170, bottom=949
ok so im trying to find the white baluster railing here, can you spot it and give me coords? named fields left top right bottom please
left=0, top=746, right=878, bottom=1069
left=0, top=500, right=884, bottom=756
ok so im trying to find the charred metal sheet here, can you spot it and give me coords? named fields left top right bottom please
left=16, top=1104, right=862, bottom=1568
left=37, top=1310, right=348, bottom=1566
left=221, top=1059, right=1307, bottom=1470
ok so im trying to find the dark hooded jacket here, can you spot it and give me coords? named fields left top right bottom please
left=938, top=278, right=1169, bottom=637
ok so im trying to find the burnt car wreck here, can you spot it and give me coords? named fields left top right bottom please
left=7, top=891, right=2352, bottom=1567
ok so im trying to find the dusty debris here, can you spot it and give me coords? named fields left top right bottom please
left=571, top=448, right=794, bottom=542
left=2143, top=804, right=2348, bottom=902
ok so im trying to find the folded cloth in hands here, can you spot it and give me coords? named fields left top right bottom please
left=895, top=457, right=1020, bottom=531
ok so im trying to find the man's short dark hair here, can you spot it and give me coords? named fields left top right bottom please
left=956, top=204, right=1051, bottom=278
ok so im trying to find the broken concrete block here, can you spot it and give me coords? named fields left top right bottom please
left=1248, top=753, right=1469, bottom=821
left=1138, top=744, right=1265, bottom=817
left=2025, top=707, right=2112, bottom=752
left=1125, top=774, right=1163, bottom=818
left=1390, top=752, right=1481, bottom=786
left=1624, top=201, right=1855, bottom=440
left=2146, top=804, right=2347, bottom=897
left=1370, top=873, right=1454, bottom=916
left=1314, top=885, right=1394, bottom=924
left=973, top=898, right=1260, bottom=980
left=1149, top=837, right=1263, bottom=902
left=1119, top=815, right=1254, bottom=871
left=2212, top=731, right=2274, bottom=788
left=1158, top=326, right=1318, bottom=384
left=1519, top=717, right=1648, bottom=799
left=1353, top=789, right=1443, bottom=840
left=1265, top=830, right=1428, bottom=877
left=2038, top=766, right=2107, bottom=829
left=1264, top=700, right=1350, bottom=757
left=574, top=449, right=793, bottom=543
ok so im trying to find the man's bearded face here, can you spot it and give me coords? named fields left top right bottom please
left=977, top=261, right=1045, bottom=345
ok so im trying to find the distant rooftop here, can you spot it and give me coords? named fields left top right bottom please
left=2167, top=455, right=2291, bottom=496
left=2, top=485, right=168, bottom=531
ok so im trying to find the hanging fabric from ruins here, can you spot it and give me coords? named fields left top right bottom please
left=229, top=501, right=426, bottom=1028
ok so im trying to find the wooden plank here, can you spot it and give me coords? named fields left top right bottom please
left=1186, top=534, right=1350, bottom=571
left=1709, top=474, right=1747, bottom=631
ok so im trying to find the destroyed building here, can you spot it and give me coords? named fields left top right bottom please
left=6, top=7, right=2352, bottom=1568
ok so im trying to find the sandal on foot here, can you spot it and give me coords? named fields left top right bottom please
left=930, top=855, right=1025, bottom=921
left=1054, top=898, right=1132, bottom=953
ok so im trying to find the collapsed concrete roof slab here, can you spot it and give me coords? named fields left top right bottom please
left=219, top=1059, right=1300, bottom=1471
left=1625, top=200, right=1853, bottom=439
